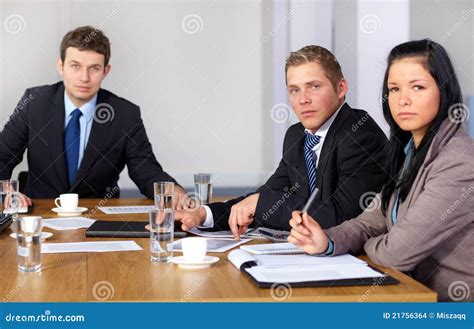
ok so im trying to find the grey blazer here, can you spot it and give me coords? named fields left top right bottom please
left=325, top=118, right=474, bottom=301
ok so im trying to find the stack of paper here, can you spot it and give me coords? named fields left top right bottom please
left=172, top=238, right=251, bottom=253
left=41, top=241, right=142, bottom=253
left=228, top=248, right=386, bottom=284
left=187, top=227, right=262, bottom=239
left=43, top=217, right=96, bottom=230
left=98, top=206, right=155, bottom=214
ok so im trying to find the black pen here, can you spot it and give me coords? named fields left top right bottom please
left=301, top=188, right=319, bottom=213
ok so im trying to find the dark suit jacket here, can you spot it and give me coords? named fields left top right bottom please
left=208, top=103, right=388, bottom=231
left=0, top=82, right=178, bottom=198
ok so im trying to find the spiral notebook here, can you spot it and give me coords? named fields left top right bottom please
left=240, top=242, right=304, bottom=255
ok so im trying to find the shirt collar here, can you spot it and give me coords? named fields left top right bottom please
left=64, top=91, right=97, bottom=122
left=401, top=137, right=415, bottom=173
left=404, top=137, right=414, bottom=155
left=304, top=102, right=345, bottom=139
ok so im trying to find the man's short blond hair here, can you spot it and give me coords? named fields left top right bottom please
left=285, top=45, right=344, bottom=90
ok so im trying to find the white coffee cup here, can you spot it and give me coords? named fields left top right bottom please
left=181, top=237, right=207, bottom=262
left=54, top=193, right=79, bottom=211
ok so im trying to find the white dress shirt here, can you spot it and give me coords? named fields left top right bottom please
left=64, top=92, right=98, bottom=168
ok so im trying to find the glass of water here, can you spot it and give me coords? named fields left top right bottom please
left=154, top=182, right=174, bottom=210
left=0, top=180, right=19, bottom=210
left=194, top=173, right=213, bottom=205
left=16, top=216, right=42, bottom=273
left=0, top=180, right=19, bottom=231
left=149, top=209, right=174, bottom=263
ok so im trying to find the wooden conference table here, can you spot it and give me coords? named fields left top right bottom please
left=0, top=198, right=437, bottom=302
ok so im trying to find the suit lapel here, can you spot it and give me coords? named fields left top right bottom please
left=44, top=84, right=69, bottom=191
left=315, top=103, right=351, bottom=191
left=72, top=90, right=112, bottom=190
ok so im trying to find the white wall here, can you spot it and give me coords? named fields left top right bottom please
left=333, top=0, right=473, bottom=135
left=1, top=0, right=472, bottom=195
left=0, top=0, right=274, bottom=191
left=334, top=0, right=410, bottom=135
left=410, top=0, right=474, bottom=136
left=410, top=0, right=473, bottom=100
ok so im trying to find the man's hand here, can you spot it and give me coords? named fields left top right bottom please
left=288, top=211, right=328, bottom=254
left=229, top=193, right=259, bottom=240
left=2, top=186, right=31, bottom=209
left=16, top=192, right=32, bottom=208
left=174, top=186, right=193, bottom=210
left=174, top=207, right=207, bottom=231
left=145, top=207, right=207, bottom=232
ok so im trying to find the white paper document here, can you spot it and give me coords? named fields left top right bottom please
left=246, top=265, right=384, bottom=283
left=43, top=217, right=96, bottom=230
left=228, top=249, right=386, bottom=283
left=228, top=249, right=366, bottom=269
left=187, top=227, right=262, bottom=239
left=41, top=241, right=143, bottom=253
left=98, top=206, right=155, bottom=214
left=172, top=238, right=251, bottom=253
left=253, top=253, right=367, bottom=267
left=240, top=242, right=303, bottom=255
left=4, top=206, right=28, bottom=214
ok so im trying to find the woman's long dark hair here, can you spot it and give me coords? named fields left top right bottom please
left=380, top=39, right=463, bottom=215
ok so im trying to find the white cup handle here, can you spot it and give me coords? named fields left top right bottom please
left=54, top=198, right=61, bottom=208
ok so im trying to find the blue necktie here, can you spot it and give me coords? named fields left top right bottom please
left=65, top=109, right=82, bottom=185
left=304, top=132, right=321, bottom=193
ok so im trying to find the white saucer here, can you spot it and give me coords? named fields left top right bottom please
left=51, top=207, right=88, bottom=216
left=10, top=232, right=53, bottom=241
left=170, top=256, right=219, bottom=269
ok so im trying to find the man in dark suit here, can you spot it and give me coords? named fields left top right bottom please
left=0, top=26, right=186, bottom=205
left=175, top=45, right=387, bottom=238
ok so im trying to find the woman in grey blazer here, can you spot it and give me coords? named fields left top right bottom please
left=288, top=39, right=473, bottom=302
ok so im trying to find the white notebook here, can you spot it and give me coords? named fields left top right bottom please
left=246, top=265, right=385, bottom=284
left=240, top=242, right=304, bottom=255
left=227, top=249, right=387, bottom=285
left=228, top=249, right=367, bottom=269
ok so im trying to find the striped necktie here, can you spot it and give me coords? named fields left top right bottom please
left=304, top=132, right=321, bottom=193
